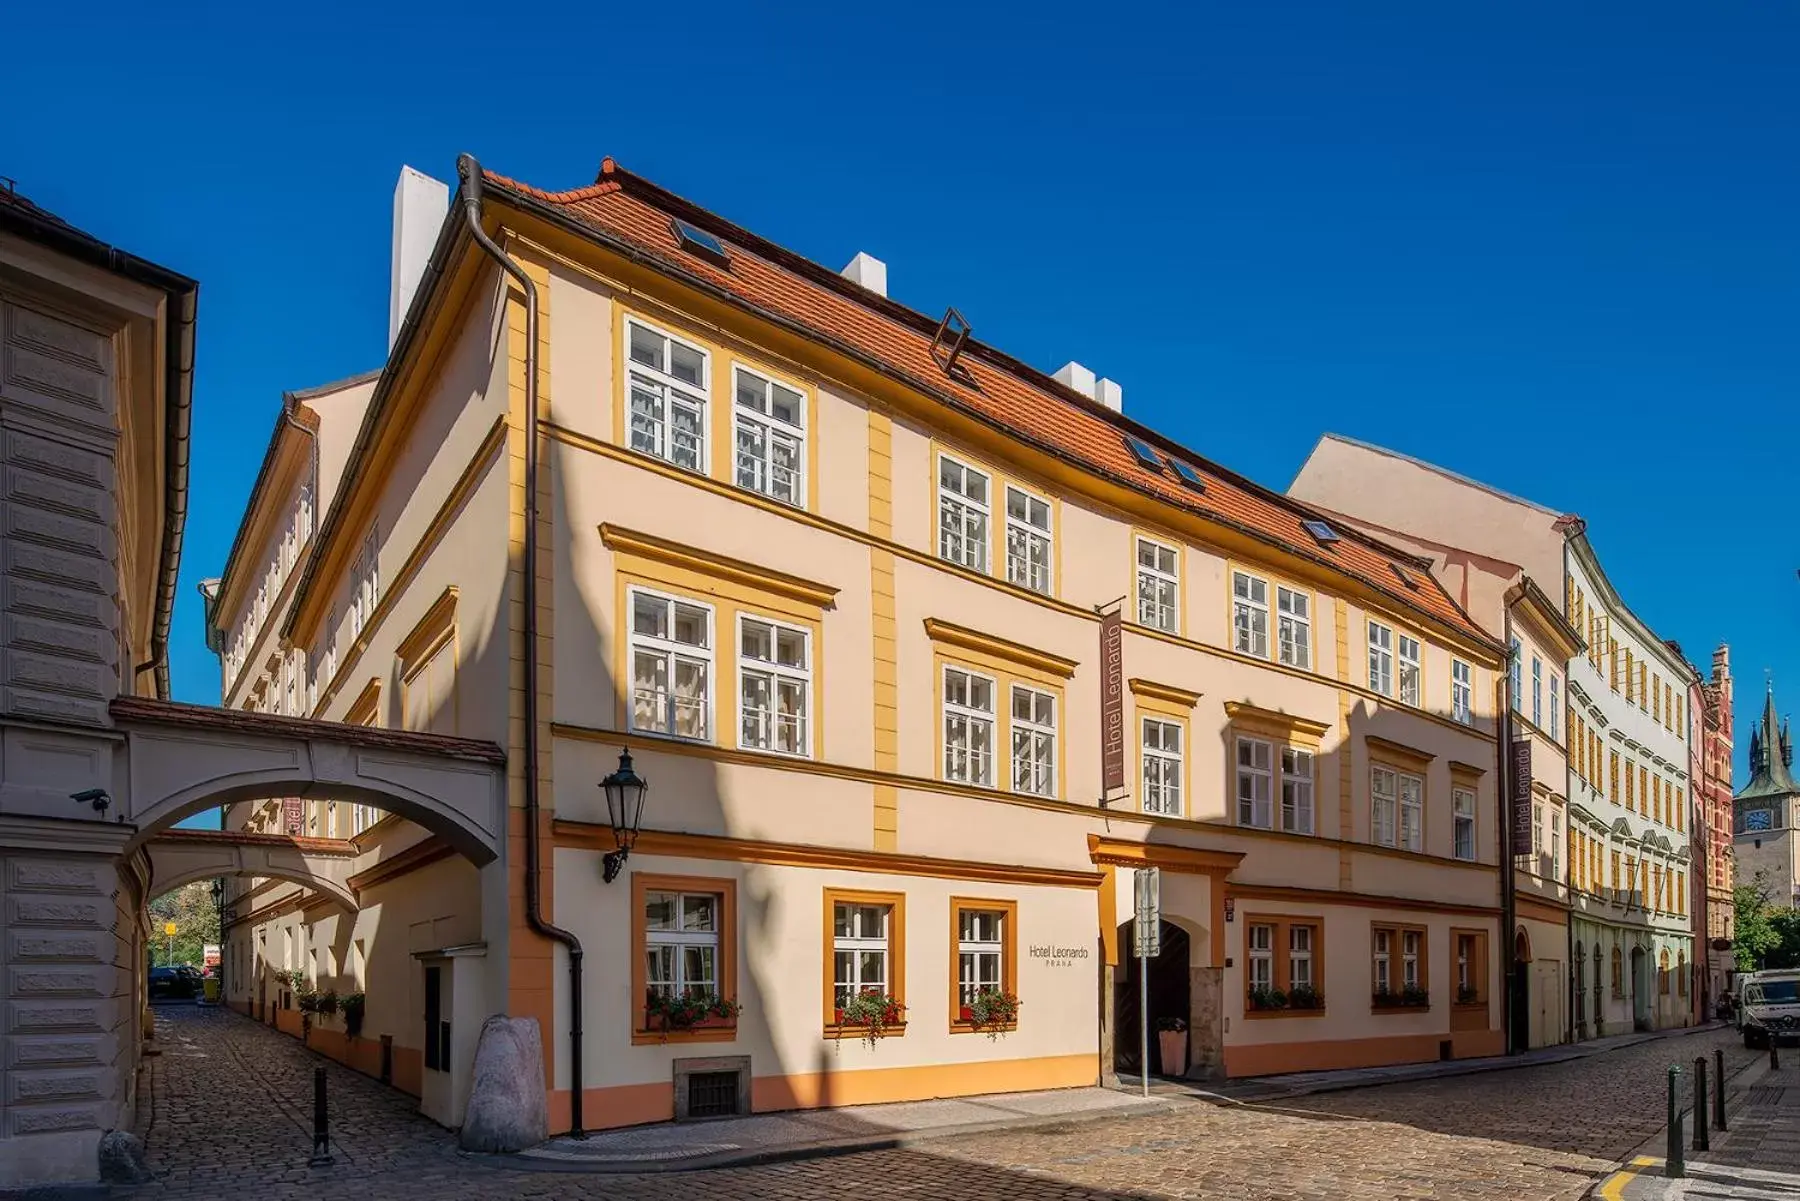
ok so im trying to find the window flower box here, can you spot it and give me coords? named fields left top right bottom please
left=1372, top=985, right=1432, bottom=1010
left=833, top=991, right=905, bottom=1045
left=1247, top=986, right=1287, bottom=1012
left=1285, top=985, right=1324, bottom=1011
left=1455, top=985, right=1481, bottom=1006
left=957, top=988, right=1020, bottom=1037
left=642, top=991, right=741, bottom=1042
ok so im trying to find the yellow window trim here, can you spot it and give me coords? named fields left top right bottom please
left=822, top=887, right=907, bottom=1038
left=1129, top=678, right=1201, bottom=712
left=1222, top=700, right=1331, bottom=748
left=1133, top=705, right=1192, bottom=819
left=1448, top=759, right=1487, bottom=781
left=396, top=586, right=458, bottom=679
left=600, top=522, right=837, bottom=616
left=1224, top=559, right=1321, bottom=672
left=927, top=441, right=1064, bottom=601
left=933, top=649, right=1067, bottom=800
left=923, top=618, right=1077, bottom=682
left=343, top=677, right=382, bottom=728
left=1086, top=834, right=1245, bottom=875
left=630, top=872, right=740, bottom=1046
left=947, top=896, right=1018, bottom=1034
left=1130, top=528, right=1186, bottom=640
left=1365, top=734, right=1435, bottom=771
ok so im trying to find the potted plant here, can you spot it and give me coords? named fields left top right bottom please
left=1247, top=986, right=1287, bottom=1012
left=642, top=990, right=741, bottom=1041
left=341, top=992, right=366, bottom=1040
left=295, top=988, right=318, bottom=1040
left=834, top=990, right=905, bottom=1046
left=277, top=968, right=306, bottom=1009
left=1455, top=984, right=1480, bottom=1005
left=1156, top=1015, right=1188, bottom=1074
left=963, top=988, right=1020, bottom=1038
left=1286, top=984, right=1324, bottom=1011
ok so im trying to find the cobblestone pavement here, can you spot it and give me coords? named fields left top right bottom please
left=128, top=1006, right=1754, bottom=1201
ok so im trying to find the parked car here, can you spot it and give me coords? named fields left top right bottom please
left=1739, top=970, right=1800, bottom=1048
left=148, top=966, right=195, bottom=1001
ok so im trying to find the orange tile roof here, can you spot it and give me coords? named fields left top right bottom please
left=485, top=160, right=1493, bottom=648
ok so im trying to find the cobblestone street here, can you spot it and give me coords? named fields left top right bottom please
left=129, top=1007, right=1754, bottom=1201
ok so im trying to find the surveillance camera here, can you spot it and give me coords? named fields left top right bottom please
left=70, top=788, right=110, bottom=813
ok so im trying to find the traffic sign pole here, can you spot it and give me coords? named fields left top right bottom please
left=1133, top=868, right=1161, bottom=1097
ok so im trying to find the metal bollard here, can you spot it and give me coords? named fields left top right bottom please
left=1773, top=1040, right=1781, bottom=1071
left=1666, top=1064, right=1685, bottom=1178
left=1715, top=1047, right=1729, bottom=1132
left=1694, top=1056, right=1709, bottom=1151
left=309, top=1065, right=332, bottom=1167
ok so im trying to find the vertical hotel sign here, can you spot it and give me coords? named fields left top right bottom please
left=1101, top=610, right=1125, bottom=794
left=1509, top=738, right=1533, bottom=857
left=282, top=797, right=303, bottom=836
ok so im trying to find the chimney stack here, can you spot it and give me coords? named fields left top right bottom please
left=390, top=166, right=451, bottom=349
left=1053, top=361, right=1096, bottom=399
left=840, top=252, right=887, bottom=298
left=1094, top=377, right=1123, bottom=413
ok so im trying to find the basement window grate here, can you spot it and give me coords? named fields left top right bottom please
left=685, top=1071, right=742, bottom=1118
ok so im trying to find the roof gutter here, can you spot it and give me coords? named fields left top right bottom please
left=0, top=201, right=199, bottom=701
left=457, top=154, right=587, bottom=1139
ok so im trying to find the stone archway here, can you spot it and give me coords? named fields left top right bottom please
left=146, top=828, right=359, bottom=911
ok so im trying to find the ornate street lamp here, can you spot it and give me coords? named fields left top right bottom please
left=600, top=748, right=648, bottom=884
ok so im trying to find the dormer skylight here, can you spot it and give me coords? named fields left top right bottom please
left=1170, top=460, right=1207, bottom=493
left=1302, top=519, right=1340, bottom=546
left=1125, top=435, right=1165, bottom=473
left=670, top=217, right=729, bottom=267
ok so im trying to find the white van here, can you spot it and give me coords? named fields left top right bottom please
left=1739, top=970, right=1800, bottom=1048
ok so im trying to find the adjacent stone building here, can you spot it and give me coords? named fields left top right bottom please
left=1694, top=646, right=1734, bottom=1014
left=1734, top=686, right=1800, bottom=906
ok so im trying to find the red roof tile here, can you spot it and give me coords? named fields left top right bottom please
left=484, top=163, right=1492, bottom=648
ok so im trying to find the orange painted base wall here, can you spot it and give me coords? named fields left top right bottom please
left=1225, top=1027, right=1504, bottom=1077
left=237, top=1009, right=426, bottom=1100
left=548, top=1052, right=1098, bottom=1134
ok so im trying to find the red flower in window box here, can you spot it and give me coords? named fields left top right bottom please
left=960, top=988, right=1020, bottom=1037
left=834, top=990, right=905, bottom=1045
left=642, top=990, right=740, bottom=1041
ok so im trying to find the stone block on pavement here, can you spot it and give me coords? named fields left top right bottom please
left=458, top=1015, right=547, bottom=1153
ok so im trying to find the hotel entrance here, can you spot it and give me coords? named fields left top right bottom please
left=1114, top=919, right=1191, bottom=1076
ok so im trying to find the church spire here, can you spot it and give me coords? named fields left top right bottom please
left=1741, top=679, right=1800, bottom=798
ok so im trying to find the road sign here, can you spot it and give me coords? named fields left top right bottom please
left=163, top=921, right=178, bottom=937
left=1133, top=868, right=1161, bottom=958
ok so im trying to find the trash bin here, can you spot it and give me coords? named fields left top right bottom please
left=203, top=978, right=220, bottom=1005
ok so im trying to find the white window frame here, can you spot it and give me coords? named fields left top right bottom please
left=956, top=908, right=1005, bottom=1009
left=1247, top=923, right=1274, bottom=991
left=832, top=901, right=891, bottom=1012
left=942, top=664, right=997, bottom=787
left=1373, top=929, right=1392, bottom=993
left=349, top=528, right=379, bottom=638
left=644, top=890, right=720, bottom=1001
left=1233, top=571, right=1270, bottom=659
left=1399, top=771, right=1423, bottom=853
left=1003, top=485, right=1054, bottom=595
left=1398, top=633, right=1421, bottom=707
left=1456, top=934, right=1474, bottom=993
left=1280, top=746, right=1315, bottom=835
left=737, top=614, right=811, bottom=757
left=1531, top=656, right=1543, bottom=727
left=1551, top=810, right=1562, bottom=882
left=1453, top=787, right=1477, bottom=861
left=1452, top=659, right=1473, bottom=725
left=731, top=365, right=806, bottom=506
left=627, top=587, right=715, bottom=742
left=1009, top=683, right=1057, bottom=798
left=1402, top=929, right=1422, bottom=988
left=937, top=454, right=991, bottom=572
left=1141, top=717, right=1183, bottom=817
left=1368, top=621, right=1394, bottom=696
left=1135, top=537, right=1179, bottom=633
left=1549, top=675, right=1561, bottom=742
left=1277, top=585, right=1311, bottom=670
left=1236, top=736, right=1274, bottom=829
left=625, top=318, right=709, bottom=473
left=1509, top=637, right=1523, bottom=713
left=1289, top=925, right=1314, bottom=989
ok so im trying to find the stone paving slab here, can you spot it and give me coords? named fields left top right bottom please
left=1599, top=1054, right=1800, bottom=1200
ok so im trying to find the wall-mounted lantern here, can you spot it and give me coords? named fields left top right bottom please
left=600, top=748, right=648, bottom=883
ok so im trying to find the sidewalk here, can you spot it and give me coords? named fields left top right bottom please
left=1596, top=1048, right=1800, bottom=1199
left=500, top=1087, right=1172, bottom=1174
left=1124, top=1022, right=1731, bottom=1104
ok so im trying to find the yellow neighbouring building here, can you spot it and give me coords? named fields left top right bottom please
left=209, top=155, right=1513, bottom=1138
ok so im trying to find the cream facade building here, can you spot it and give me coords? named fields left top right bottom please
left=1291, top=435, right=1699, bottom=1040
left=211, top=156, right=1511, bottom=1137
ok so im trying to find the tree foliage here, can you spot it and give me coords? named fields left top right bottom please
left=147, top=881, right=222, bottom=969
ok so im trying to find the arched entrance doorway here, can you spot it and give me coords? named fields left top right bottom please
left=1510, top=927, right=1531, bottom=1051
left=1113, top=919, right=1190, bottom=1077
left=1631, top=946, right=1651, bottom=1030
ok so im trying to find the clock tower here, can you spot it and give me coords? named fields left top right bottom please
left=1734, top=684, right=1800, bottom=902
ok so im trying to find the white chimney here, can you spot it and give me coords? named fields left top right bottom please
left=1054, top=361, right=1096, bottom=398
left=390, top=166, right=451, bottom=349
left=841, top=251, right=888, bottom=297
left=1095, top=377, right=1123, bottom=412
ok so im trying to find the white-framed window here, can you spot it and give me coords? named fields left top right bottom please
left=1452, top=659, right=1473, bottom=725
left=1247, top=923, right=1274, bottom=991
left=1368, top=621, right=1394, bottom=695
left=629, top=589, right=713, bottom=741
left=832, top=901, right=892, bottom=1012
left=1142, top=718, right=1183, bottom=816
left=943, top=665, right=996, bottom=786
left=627, top=318, right=708, bottom=472
left=1277, top=586, right=1311, bottom=669
left=1398, top=634, right=1421, bottom=706
left=1236, top=736, right=1274, bottom=829
left=1004, top=486, right=1053, bottom=595
left=1531, top=656, right=1543, bottom=727
left=956, top=908, right=1005, bottom=1009
left=1289, top=925, right=1314, bottom=989
left=1551, top=811, right=1562, bottom=881
left=1532, top=802, right=1544, bottom=857
left=937, top=455, right=990, bottom=572
left=1456, top=934, right=1474, bottom=994
left=352, top=804, right=379, bottom=836
left=1372, top=765, right=1398, bottom=847
left=1009, top=684, right=1056, bottom=797
left=349, top=528, right=379, bottom=638
left=732, top=365, right=805, bottom=505
left=1402, top=929, right=1422, bottom=988
left=644, top=890, right=719, bottom=1001
left=1373, top=929, right=1392, bottom=993
left=1549, top=675, right=1561, bottom=742
left=1281, top=747, right=1315, bottom=835
left=1233, top=572, right=1269, bottom=658
left=738, top=615, right=810, bottom=756
left=1509, top=637, right=1523, bottom=713
left=1399, top=771, right=1423, bottom=853
left=1453, top=787, right=1477, bottom=861
left=1135, top=538, right=1179, bottom=633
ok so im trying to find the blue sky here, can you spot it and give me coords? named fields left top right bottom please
left=6, top=2, right=1796, bottom=778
